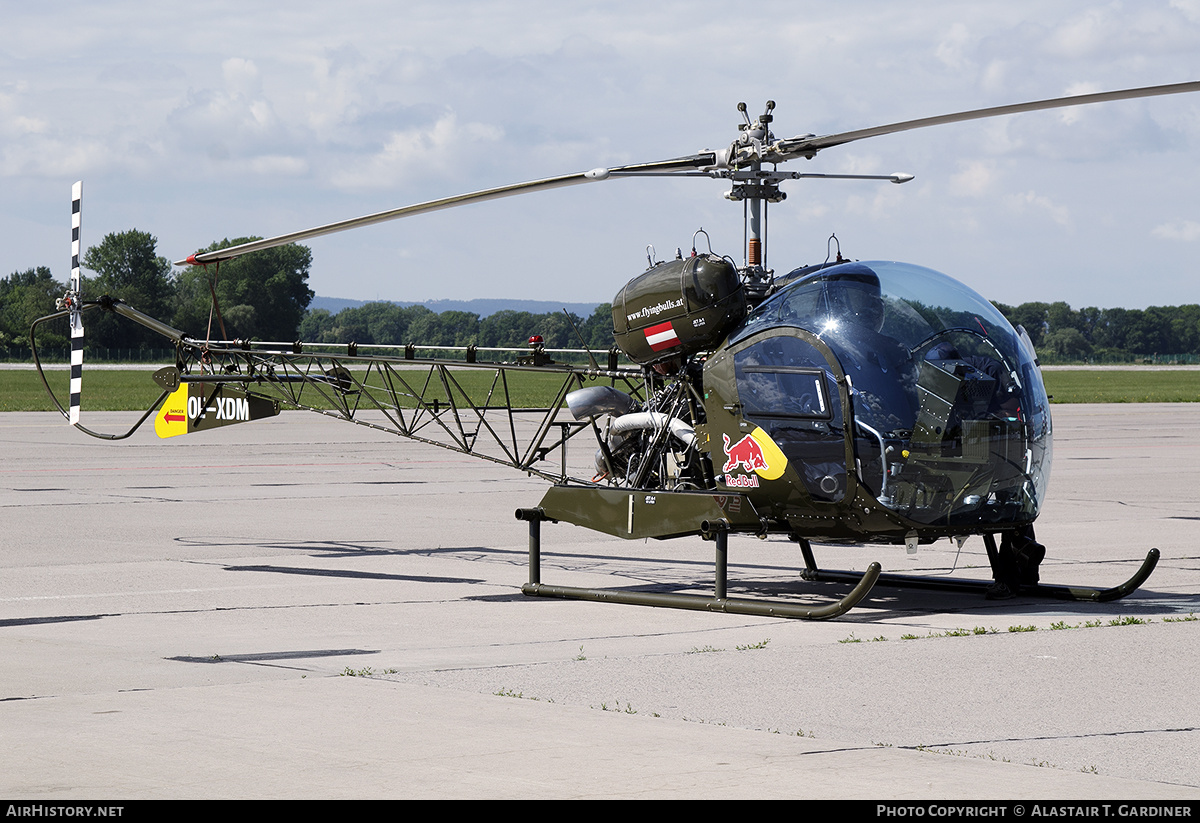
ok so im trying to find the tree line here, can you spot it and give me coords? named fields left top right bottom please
left=298, top=301, right=615, bottom=351
left=1, top=228, right=616, bottom=358
left=4, top=228, right=1199, bottom=363
left=993, top=301, right=1200, bottom=363
left=3, top=229, right=313, bottom=355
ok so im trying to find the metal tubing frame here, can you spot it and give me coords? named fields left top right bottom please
left=34, top=295, right=647, bottom=482
left=516, top=507, right=880, bottom=620
left=803, top=535, right=1160, bottom=603
left=219, top=351, right=617, bottom=482
left=29, top=304, right=169, bottom=440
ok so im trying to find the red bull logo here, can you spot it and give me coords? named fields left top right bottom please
left=722, top=433, right=769, bottom=474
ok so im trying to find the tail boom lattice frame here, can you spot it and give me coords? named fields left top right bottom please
left=32, top=297, right=649, bottom=484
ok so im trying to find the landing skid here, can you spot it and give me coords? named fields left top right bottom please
left=799, top=539, right=1160, bottom=604
left=516, top=508, right=880, bottom=620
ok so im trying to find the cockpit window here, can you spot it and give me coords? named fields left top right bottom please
left=735, top=335, right=833, bottom=420
left=740, top=261, right=1020, bottom=360
left=733, top=332, right=846, bottom=502
left=728, top=260, right=1053, bottom=528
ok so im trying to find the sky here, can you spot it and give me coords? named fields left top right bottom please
left=4, top=1, right=1200, bottom=311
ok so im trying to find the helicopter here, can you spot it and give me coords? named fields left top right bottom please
left=31, top=81, right=1200, bottom=620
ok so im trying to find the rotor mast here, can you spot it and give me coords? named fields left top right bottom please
left=725, top=101, right=780, bottom=304
left=713, top=101, right=918, bottom=306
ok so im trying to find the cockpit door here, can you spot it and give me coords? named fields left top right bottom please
left=728, top=329, right=852, bottom=503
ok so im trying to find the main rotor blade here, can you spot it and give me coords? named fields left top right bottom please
left=177, top=153, right=715, bottom=266
left=770, top=80, right=1200, bottom=161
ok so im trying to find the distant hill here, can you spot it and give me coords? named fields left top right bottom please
left=311, top=296, right=602, bottom=318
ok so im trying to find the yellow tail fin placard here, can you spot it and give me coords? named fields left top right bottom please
left=155, top=382, right=280, bottom=438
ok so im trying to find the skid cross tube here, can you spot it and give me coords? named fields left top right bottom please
left=515, top=508, right=880, bottom=620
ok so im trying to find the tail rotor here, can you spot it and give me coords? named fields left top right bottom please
left=57, top=181, right=84, bottom=425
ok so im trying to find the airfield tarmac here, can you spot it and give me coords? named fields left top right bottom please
left=1, top=404, right=1198, bottom=799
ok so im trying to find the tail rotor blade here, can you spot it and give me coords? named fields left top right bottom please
left=69, top=181, right=83, bottom=426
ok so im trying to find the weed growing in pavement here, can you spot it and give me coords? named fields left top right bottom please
left=894, top=615, right=1174, bottom=641
left=597, top=701, right=637, bottom=714
left=495, top=687, right=554, bottom=703
left=1108, top=615, right=1147, bottom=626
left=736, top=639, right=770, bottom=650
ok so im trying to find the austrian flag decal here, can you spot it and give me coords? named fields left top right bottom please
left=644, top=320, right=681, bottom=352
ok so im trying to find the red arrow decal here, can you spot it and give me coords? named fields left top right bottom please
left=164, top=413, right=185, bottom=423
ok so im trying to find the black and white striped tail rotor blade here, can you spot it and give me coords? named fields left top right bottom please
left=69, top=180, right=83, bottom=426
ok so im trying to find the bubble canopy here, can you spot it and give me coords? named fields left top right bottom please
left=727, top=261, right=1052, bottom=530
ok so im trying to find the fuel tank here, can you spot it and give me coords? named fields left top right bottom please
left=611, top=253, right=746, bottom=365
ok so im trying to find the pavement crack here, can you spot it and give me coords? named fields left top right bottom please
left=916, top=726, right=1199, bottom=749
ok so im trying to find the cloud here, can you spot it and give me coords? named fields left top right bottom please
left=1152, top=220, right=1200, bottom=241
left=1044, top=1, right=1200, bottom=59
left=167, top=57, right=299, bottom=170
left=935, top=23, right=975, bottom=71
left=7, top=115, right=48, bottom=137
left=1005, top=190, right=1071, bottom=226
left=328, top=111, right=504, bottom=190
left=1045, top=6, right=1118, bottom=58
left=4, top=1, right=1200, bottom=307
left=250, top=155, right=310, bottom=176
left=1171, top=0, right=1200, bottom=23
left=0, top=138, right=111, bottom=178
left=949, top=160, right=999, bottom=197
left=221, top=57, right=262, bottom=96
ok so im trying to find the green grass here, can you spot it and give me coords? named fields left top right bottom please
left=0, top=366, right=579, bottom=412
left=3, top=366, right=1199, bottom=412
left=0, top=369, right=165, bottom=412
left=1042, top=370, right=1200, bottom=403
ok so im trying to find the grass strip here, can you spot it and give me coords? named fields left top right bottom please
left=3, top=367, right=1199, bottom=412
left=0, top=367, right=582, bottom=412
